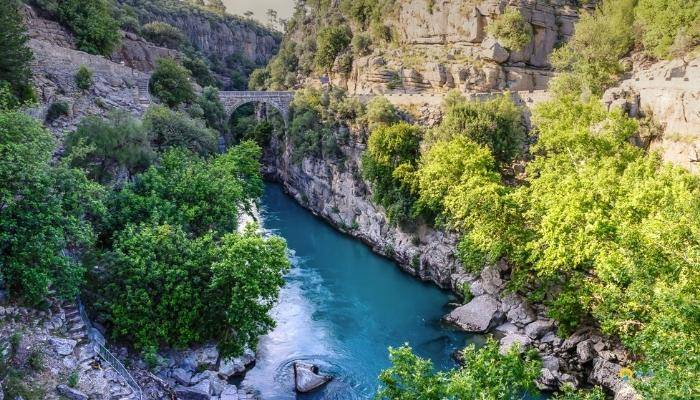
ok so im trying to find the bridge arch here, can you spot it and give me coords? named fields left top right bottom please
left=219, top=91, right=294, bottom=128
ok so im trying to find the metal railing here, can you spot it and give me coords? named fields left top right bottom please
left=77, top=300, right=143, bottom=400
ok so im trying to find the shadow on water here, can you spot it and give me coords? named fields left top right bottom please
left=241, top=184, right=546, bottom=400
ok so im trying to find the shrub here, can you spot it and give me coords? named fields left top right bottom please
left=248, top=68, right=270, bottom=90
left=65, top=110, right=154, bottom=183
left=351, top=33, right=372, bottom=55
left=67, top=371, right=79, bottom=388
left=0, top=0, right=35, bottom=108
left=486, top=8, right=533, bottom=51
left=45, top=100, right=69, bottom=123
left=74, top=66, right=93, bottom=90
left=549, top=0, right=635, bottom=96
left=0, top=110, right=103, bottom=306
left=141, top=21, right=185, bottom=49
left=57, top=0, right=121, bottom=56
left=143, top=105, right=218, bottom=156
left=194, top=86, right=227, bottom=133
left=364, top=96, right=400, bottom=130
left=182, top=57, right=219, bottom=88
left=426, top=95, right=525, bottom=166
left=361, top=122, right=422, bottom=223
left=634, top=0, right=700, bottom=58
left=149, top=58, right=195, bottom=108
left=315, top=26, right=351, bottom=71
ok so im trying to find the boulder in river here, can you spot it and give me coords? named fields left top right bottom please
left=294, top=361, right=332, bottom=393
left=444, top=294, right=501, bottom=332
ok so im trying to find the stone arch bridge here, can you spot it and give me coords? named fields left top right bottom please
left=218, top=91, right=295, bottom=127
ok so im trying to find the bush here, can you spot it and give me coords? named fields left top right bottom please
left=0, top=0, right=35, bottom=108
left=141, top=21, right=185, bottom=49
left=57, top=0, right=121, bottom=56
left=351, top=33, right=372, bottom=55
left=74, top=66, right=93, bottom=91
left=426, top=95, right=525, bottom=166
left=364, top=96, right=400, bottom=130
left=182, top=57, right=219, bottom=88
left=65, top=110, right=154, bottom=183
left=248, top=68, right=270, bottom=90
left=634, top=0, right=700, bottom=58
left=0, top=110, right=103, bottom=306
left=149, top=58, right=195, bottom=108
left=45, top=100, right=69, bottom=123
left=362, top=122, right=422, bottom=224
left=143, top=105, right=218, bottom=156
left=486, top=8, right=533, bottom=51
left=315, top=26, right=351, bottom=71
left=194, top=86, right=227, bottom=133
left=549, top=0, right=635, bottom=96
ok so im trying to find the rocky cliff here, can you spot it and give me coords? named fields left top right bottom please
left=288, top=0, right=582, bottom=94
left=604, top=55, right=700, bottom=174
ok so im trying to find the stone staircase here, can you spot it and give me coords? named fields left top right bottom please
left=63, top=303, right=140, bottom=400
left=136, top=77, right=151, bottom=106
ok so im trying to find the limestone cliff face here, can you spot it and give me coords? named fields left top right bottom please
left=330, top=0, right=581, bottom=94
left=117, top=0, right=280, bottom=67
left=604, top=56, right=700, bottom=174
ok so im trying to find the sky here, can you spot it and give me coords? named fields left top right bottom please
left=223, top=0, right=295, bottom=24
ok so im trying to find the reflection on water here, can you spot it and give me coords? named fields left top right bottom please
left=241, top=185, right=480, bottom=399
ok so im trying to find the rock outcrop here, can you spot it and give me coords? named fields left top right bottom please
left=604, top=56, right=700, bottom=174
left=293, top=361, right=332, bottom=393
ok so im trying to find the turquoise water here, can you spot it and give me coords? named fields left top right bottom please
left=241, top=185, right=480, bottom=399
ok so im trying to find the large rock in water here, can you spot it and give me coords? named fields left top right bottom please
left=294, top=361, right=331, bottom=393
left=444, top=295, right=501, bottom=332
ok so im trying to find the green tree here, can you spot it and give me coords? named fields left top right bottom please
left=194, top=86, right=227, bottom=133
left=486, top=8, right=533, bottom=51
left=58, top=0, right=121, bottom=56
left=0, top=110, right=103, bottom=305
left=182, top=57, right=219, bottom=88
left=362, top=122, right=421, bottom=224
left=427, top=95, right=525, bottom=166
left=143, top=105, right=218, bottom=156
left=65, top=110, right=154, bottom=184
left=376, top=339, right=541, bottom=400
left=98, top=223, right=289, bottom=357
left=0, top=0, right=35, bottom=108
left=634, top=0, right=700, bottom=58
left=315, top=26, right=351, bottom=71
left=364, top=96, right=400, bottom=131
left=149, top=58, right=195, bottom=108
left=107, top=144, right=263, bottom=238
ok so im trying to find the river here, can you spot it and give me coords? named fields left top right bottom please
left=241, top=185, right=482, bottom=399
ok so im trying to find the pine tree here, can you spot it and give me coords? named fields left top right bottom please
left=0, top=0, right=35, bottom=107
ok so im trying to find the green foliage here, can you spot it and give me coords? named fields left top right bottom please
left=486, top=8, right=533, bottom=51
left=634, top=0, right=700, bottom=58
left=149, top=58, right=196, bottom=108
left=550, top=0, right=635, bottom=96
left=141, top=21, right=186, bottom=49
left=352, top=33, right=372, bottom=55
left=194, top=86, right=227, bottom=133
left=96, top=143, right=287, bottom=358
left=74, top=66, right=93, bottom=91
left=427, top=95, right=525, bottom=166
left=98, top=223, right=289, bottom=357
left=57, top=0, right=121, bottom=56
left=248, top=68, right=270, bottom=90
left=65, top=110, right=154, bottom=184
left=553, top=384, right=606, bottom=400
left=362, top=122, right=421, bottom=224
left=0, top=110, right=104, bottom=306
left=143, top=105, right=218, bottom=156
left=376, top=339, right=541, bottom=399
left=315, top=26, right=352, bottom=71
left=0, top=0, right=35, bottom=108
left=364, top=96, right=400, bottom=130
left=67, top=371, right=79, bottom=388
left=45, top=100, right=69, bottom=123
left=182, top=57, right=219, bottom=88
left=106, top=144, right=262, bottom=238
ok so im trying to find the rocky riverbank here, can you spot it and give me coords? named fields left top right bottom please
left=263, top=131, right=639, bottom=400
